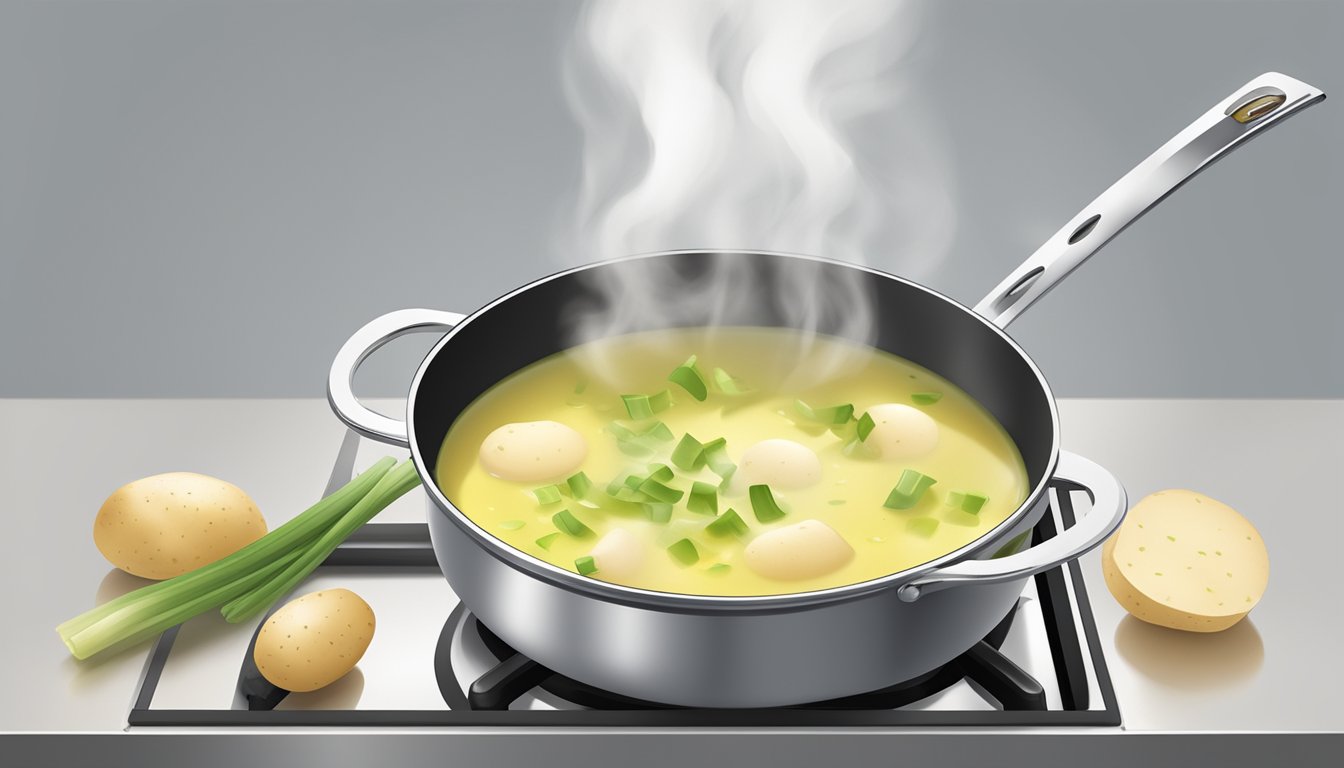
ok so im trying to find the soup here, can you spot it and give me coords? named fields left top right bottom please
left=435, top=328, right=1029, bottom=597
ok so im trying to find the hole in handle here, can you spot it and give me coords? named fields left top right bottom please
left=1067, top=214, right=1101, bottom=244
left=1005, top=266, right=1045, bottom=298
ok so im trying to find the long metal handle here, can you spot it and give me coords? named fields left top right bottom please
left=897, top=452, right=1127, bottom=602
left=326, top=308, right=465, bottom=447
left=975, top=71, right=1325, bottom=328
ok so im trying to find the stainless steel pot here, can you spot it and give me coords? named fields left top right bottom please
left=327, top=73, right=1323, bottom=707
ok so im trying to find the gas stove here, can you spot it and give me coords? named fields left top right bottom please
left=127, top=430, right=1119, bottom=727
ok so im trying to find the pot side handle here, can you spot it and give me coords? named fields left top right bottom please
left=975, top=71, right=1325, bottom=329
left=896, top=451, right=1127, bottom=602
left=327, top=308, right=466, bottom=448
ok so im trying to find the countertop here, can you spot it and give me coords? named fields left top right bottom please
left=2, top=398, right=1340, bottom=766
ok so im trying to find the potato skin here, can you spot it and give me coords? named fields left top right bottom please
left=93, top=472, right=267, bottom=579
left=254, top=589, right=376, bottom=692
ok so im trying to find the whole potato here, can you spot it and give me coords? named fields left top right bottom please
left=94, top=472, right=267, bottom=579
left=253, top=589, right=376, bottom=692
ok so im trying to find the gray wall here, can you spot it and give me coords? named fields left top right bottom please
left=1, top=0, right=1339, bottom=398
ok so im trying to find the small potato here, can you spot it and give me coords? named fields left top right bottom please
left=745, top=519, right=854, bottom=581
left=254, top=589, right=375, bottom=692
left=479, top=420, right=587, bottom=482
left=740, top=439, right=822, bottom=490
left=864, top=404, right=939, bottom=460
left=94, top=472, right=267, bottom=580
left=590, top=528, right=645, bottom=580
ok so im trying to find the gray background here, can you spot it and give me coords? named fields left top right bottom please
left=1, top=0, right=1338, bottom=398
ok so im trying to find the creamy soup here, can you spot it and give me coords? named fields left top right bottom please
left=435, top=328, right=1029, bottom=597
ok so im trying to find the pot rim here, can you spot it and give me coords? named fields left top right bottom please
left=406, top=249, right=1061, bottom=612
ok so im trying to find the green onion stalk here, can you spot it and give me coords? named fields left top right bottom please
left=58, top=457, right=404, bottom=660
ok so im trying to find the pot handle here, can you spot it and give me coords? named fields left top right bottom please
left=896, top=451, right=1126, bottom=602
left=327, top=308, right=466, bottom=448
left=975, top=71, right=1325, bottom=329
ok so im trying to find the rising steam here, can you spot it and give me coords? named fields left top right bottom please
left=558, top=0, right=954, bottom=384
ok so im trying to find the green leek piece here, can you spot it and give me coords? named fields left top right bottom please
left=552, top=509, right=594, bottom=538
left=643, top=503, right=673, bottom=523
left=566, top=472, right=593, bottom=499
left=610, top=420, right=674, bottom=457
left=705, top=508, right=749, bottom=538
left=828, top=499, right=846, bottom=506
left=884, top=469, right=937, bottom=510
left=713, top=368, right=750, bottom=395
left=637, top=477, right=684, bottom=504
left=749, top=484, right=786, bottom=522
left=667, top=538, right=700, bottom=566
left=794, top=399, right=855, bottom=425
left=912, top=392, right=943, bottom=405
left=856, top=412, right=876, bottom=442
left=701, top=437, right=736, bottom=478
left=575, top=555, right=598, bottom=576
left=671, top=433, right=706, bottom=471
left=946, top=490, right=989, bottom=515
left=687, top=481, right=718, bottom=516
left=573, top=379, right=589, bottom=395
left=908, top=517, right=940, bottom=538
left=499, top=520, right=526, bottom=530
left=531, top=485, right=564, bottom=505
left=621, top=389, right=672, bottom=420
left=222, top=460, right=423, bottom=623
left=536, top=532, right=561, bottom=550
left=668, top=356, right=708, bottom=401
left=706, top=563, right=732, bottom=575
left=646, top=463, right=675, bottom=483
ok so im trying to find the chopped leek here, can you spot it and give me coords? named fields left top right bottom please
left=706, top=563, right=732, bottom=575
left=536, top=532, right=561, bottom=550
left=566, top=471, right=593, bottom=499
left=610, top=420, right=674, bottom=456
left=702, top=437, right=736, bottom=478
left=912, top=392, right=943, bottom=405
left=667, top=538, right=700, bottom=565
left=687, top=481, right=718, bottom=516
left=671, top=433, right=706, bottom=471
left=856, top=412, right=876, bottom=441
left=637, top=477, right=684, bottom=504
left=643, top=503, right=673, bottom=523
left=749, top=484, right=786, bottom=522
left=794, top=399, right=855, bottom=425
left=712, top=367, right=750, bottom=395
left=705, top=508, right=749, bottom=538
left=531, top=485, right=564, bottom=505
left=908, top=517, right=940, bottom=538
left=573, top=379, right=589, bottom=394
left=621, top=390, right=672, bottom=420
left=946, top=490, right=988, bottom=514
left=499, top=520, right=525, bottom=530
left=646, top=463, right=675, bottom=483
left=884, top=470, right=937, bottom=510
left=668, top=355, right=708, bottom=401
left=552, top=509, right=593, bottom=538
left=575, top=555, right=598, bottom=576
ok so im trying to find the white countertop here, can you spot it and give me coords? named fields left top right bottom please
left=1, top=398, right=1340, bottom=740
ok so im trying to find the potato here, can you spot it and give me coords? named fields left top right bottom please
left=745, top=519, right=854, bottom=580
left=94, top=472, right=267, bottom=580
left=254, top=589, right=376, bottom=692
left=1102, top=489, right=1268, bottom=633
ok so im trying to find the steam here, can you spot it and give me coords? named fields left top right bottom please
left=558, top=0, right=954, bottom=384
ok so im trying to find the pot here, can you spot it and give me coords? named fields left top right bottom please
left=327, top=73, right=1322, bottom=707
